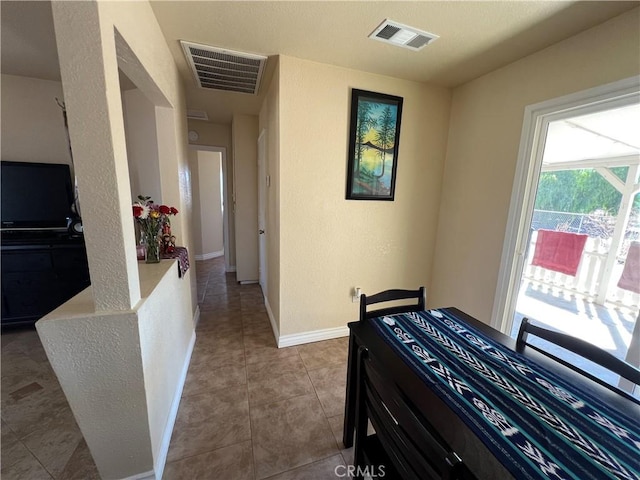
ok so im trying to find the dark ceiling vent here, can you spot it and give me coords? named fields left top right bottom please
left=180, top=41, right=267, bottom=95
left=368, top=19, right=439, bottom=51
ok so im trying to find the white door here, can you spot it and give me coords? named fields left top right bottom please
left=493, top=78, right=640, bottom=334
left=493, top=78, right=640, bottom=395
left=257, top=130, right=268, bottom=296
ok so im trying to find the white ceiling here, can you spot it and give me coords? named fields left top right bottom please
left=2, top=1, right=638, bottom=124
left=1, top=1, right=59, bottom=82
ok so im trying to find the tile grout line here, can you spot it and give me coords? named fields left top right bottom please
left=22, top=436, right=56, bottom=479
left=300, top=349, right=346, bottom=461
left=223, top=267, right=259, bottom=480
left=174, top=258, right=350, bottom=478
left=240, top=294, right=258, bottom=480
left=260, top=452, right=346, bottom=480
left=300, top=342, right=354, bottom=466
left=241, top=281, right=333, bottom=479
left=0, top=422, right=52, bottom=478
left=167, top=264, right=251, bottom=471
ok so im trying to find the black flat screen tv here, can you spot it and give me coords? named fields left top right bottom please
left=1, top=161, right=75, bottom=231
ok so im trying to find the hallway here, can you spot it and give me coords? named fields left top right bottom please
left=1, top=257, right=353, bottom=479
left=164, top=257, right=352, bottom=478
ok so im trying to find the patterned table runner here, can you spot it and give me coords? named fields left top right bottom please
left=161, top=246, right=190, bottom=277
left=369, top=309, right=640, bottom=480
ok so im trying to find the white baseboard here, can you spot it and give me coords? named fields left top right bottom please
left=262, top=295, right=348, bottom=348
left=118, top=328, right=196, bottom=479
left=192, top=305, right=201, bottom=328
left=194, top=250, right=224, bottom=261
left=278, top=325, right=349, bottom=348
left=264, top=297, right=279, bottom=342
left=151, top=329, right=196, bottom=480
left=121, top=469, right=154, bottom=480
left=240, top=280, right=258, bottom=285
left=226, top=266, right=236, bottom=272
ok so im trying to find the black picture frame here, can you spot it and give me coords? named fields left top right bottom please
left=346, top=89, right=403, bottom=200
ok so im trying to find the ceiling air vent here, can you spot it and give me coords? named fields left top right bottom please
left=180, top=41, right=267, bottom=95
left=368, top=19, right=438, bottom=51
left=187, top=109, right=209, bottom=121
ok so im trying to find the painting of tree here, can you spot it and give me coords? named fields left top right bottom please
left=346, top=89, right=403, bottom=200
left=354, top=101, right=376, bottom=176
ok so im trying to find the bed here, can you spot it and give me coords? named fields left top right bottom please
left=343, top=296, right=640, bottom=480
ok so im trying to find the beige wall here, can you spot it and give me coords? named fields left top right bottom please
left=277, top=55, right=451, bottom=336
left=122, top=88, right=162, bottom=202
left=1, top=74, right=72, bottom=166
left=232, top=114, right=259, bottom=282
left=188, top=120, right=231, bottom=150
left=188, top=149, right=203, bottom=254
left=431, top=7, right=640, bottom=322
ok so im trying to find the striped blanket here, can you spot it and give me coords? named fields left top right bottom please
left=369, top=309, right=640, bottom=480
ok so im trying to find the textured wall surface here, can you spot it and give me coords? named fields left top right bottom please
left=53, top=1, right=141, bottom=311
left=37, top=261, right=193, bottom=478
left=277, top=56, right=451, bottom=336
left=137, top=262, right=194, bottom=469
left=37, top=304, right=153, bottom=478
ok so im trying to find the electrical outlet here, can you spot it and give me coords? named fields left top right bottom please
left=352, top=287, right=362, bottom=303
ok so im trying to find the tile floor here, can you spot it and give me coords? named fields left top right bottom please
left=1, top=257, right=354, bottom=479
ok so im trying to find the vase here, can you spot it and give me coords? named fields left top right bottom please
left=136, top=242, right=146, bottom=261
left=136, top=232, right=146, bottom=261
left=144, top=234, right=161, bottom=264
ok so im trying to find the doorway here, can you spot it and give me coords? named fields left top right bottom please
left=513, top=105, right=639, bottom=386
left=493, top=77, right=640, bottom=393
left=189, top=146, right=228, bottom=265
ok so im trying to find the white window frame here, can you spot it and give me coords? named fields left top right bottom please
left=491, top=76, right=640, bottom=333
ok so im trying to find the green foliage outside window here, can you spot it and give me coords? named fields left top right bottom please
left=534, top=167, right=640, bottom=214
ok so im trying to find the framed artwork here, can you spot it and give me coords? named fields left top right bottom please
left=346, top=89, right=403, bottom=200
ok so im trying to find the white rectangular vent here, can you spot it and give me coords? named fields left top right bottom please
left=187, top=109, right=209, bottom=121
left=368, top=20, right=438, bottom=51
left=180, top=41, right=267, bottom=95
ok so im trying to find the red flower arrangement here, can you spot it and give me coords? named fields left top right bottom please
left=158, top=205, right=179, bottom=216
left=132, top=195, right=178, bottom=262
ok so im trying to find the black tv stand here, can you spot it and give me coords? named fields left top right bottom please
left=1, top=231, right=90, bottom=328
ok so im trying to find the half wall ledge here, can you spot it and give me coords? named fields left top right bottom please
left=35, top=259, right=194, bottom=479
